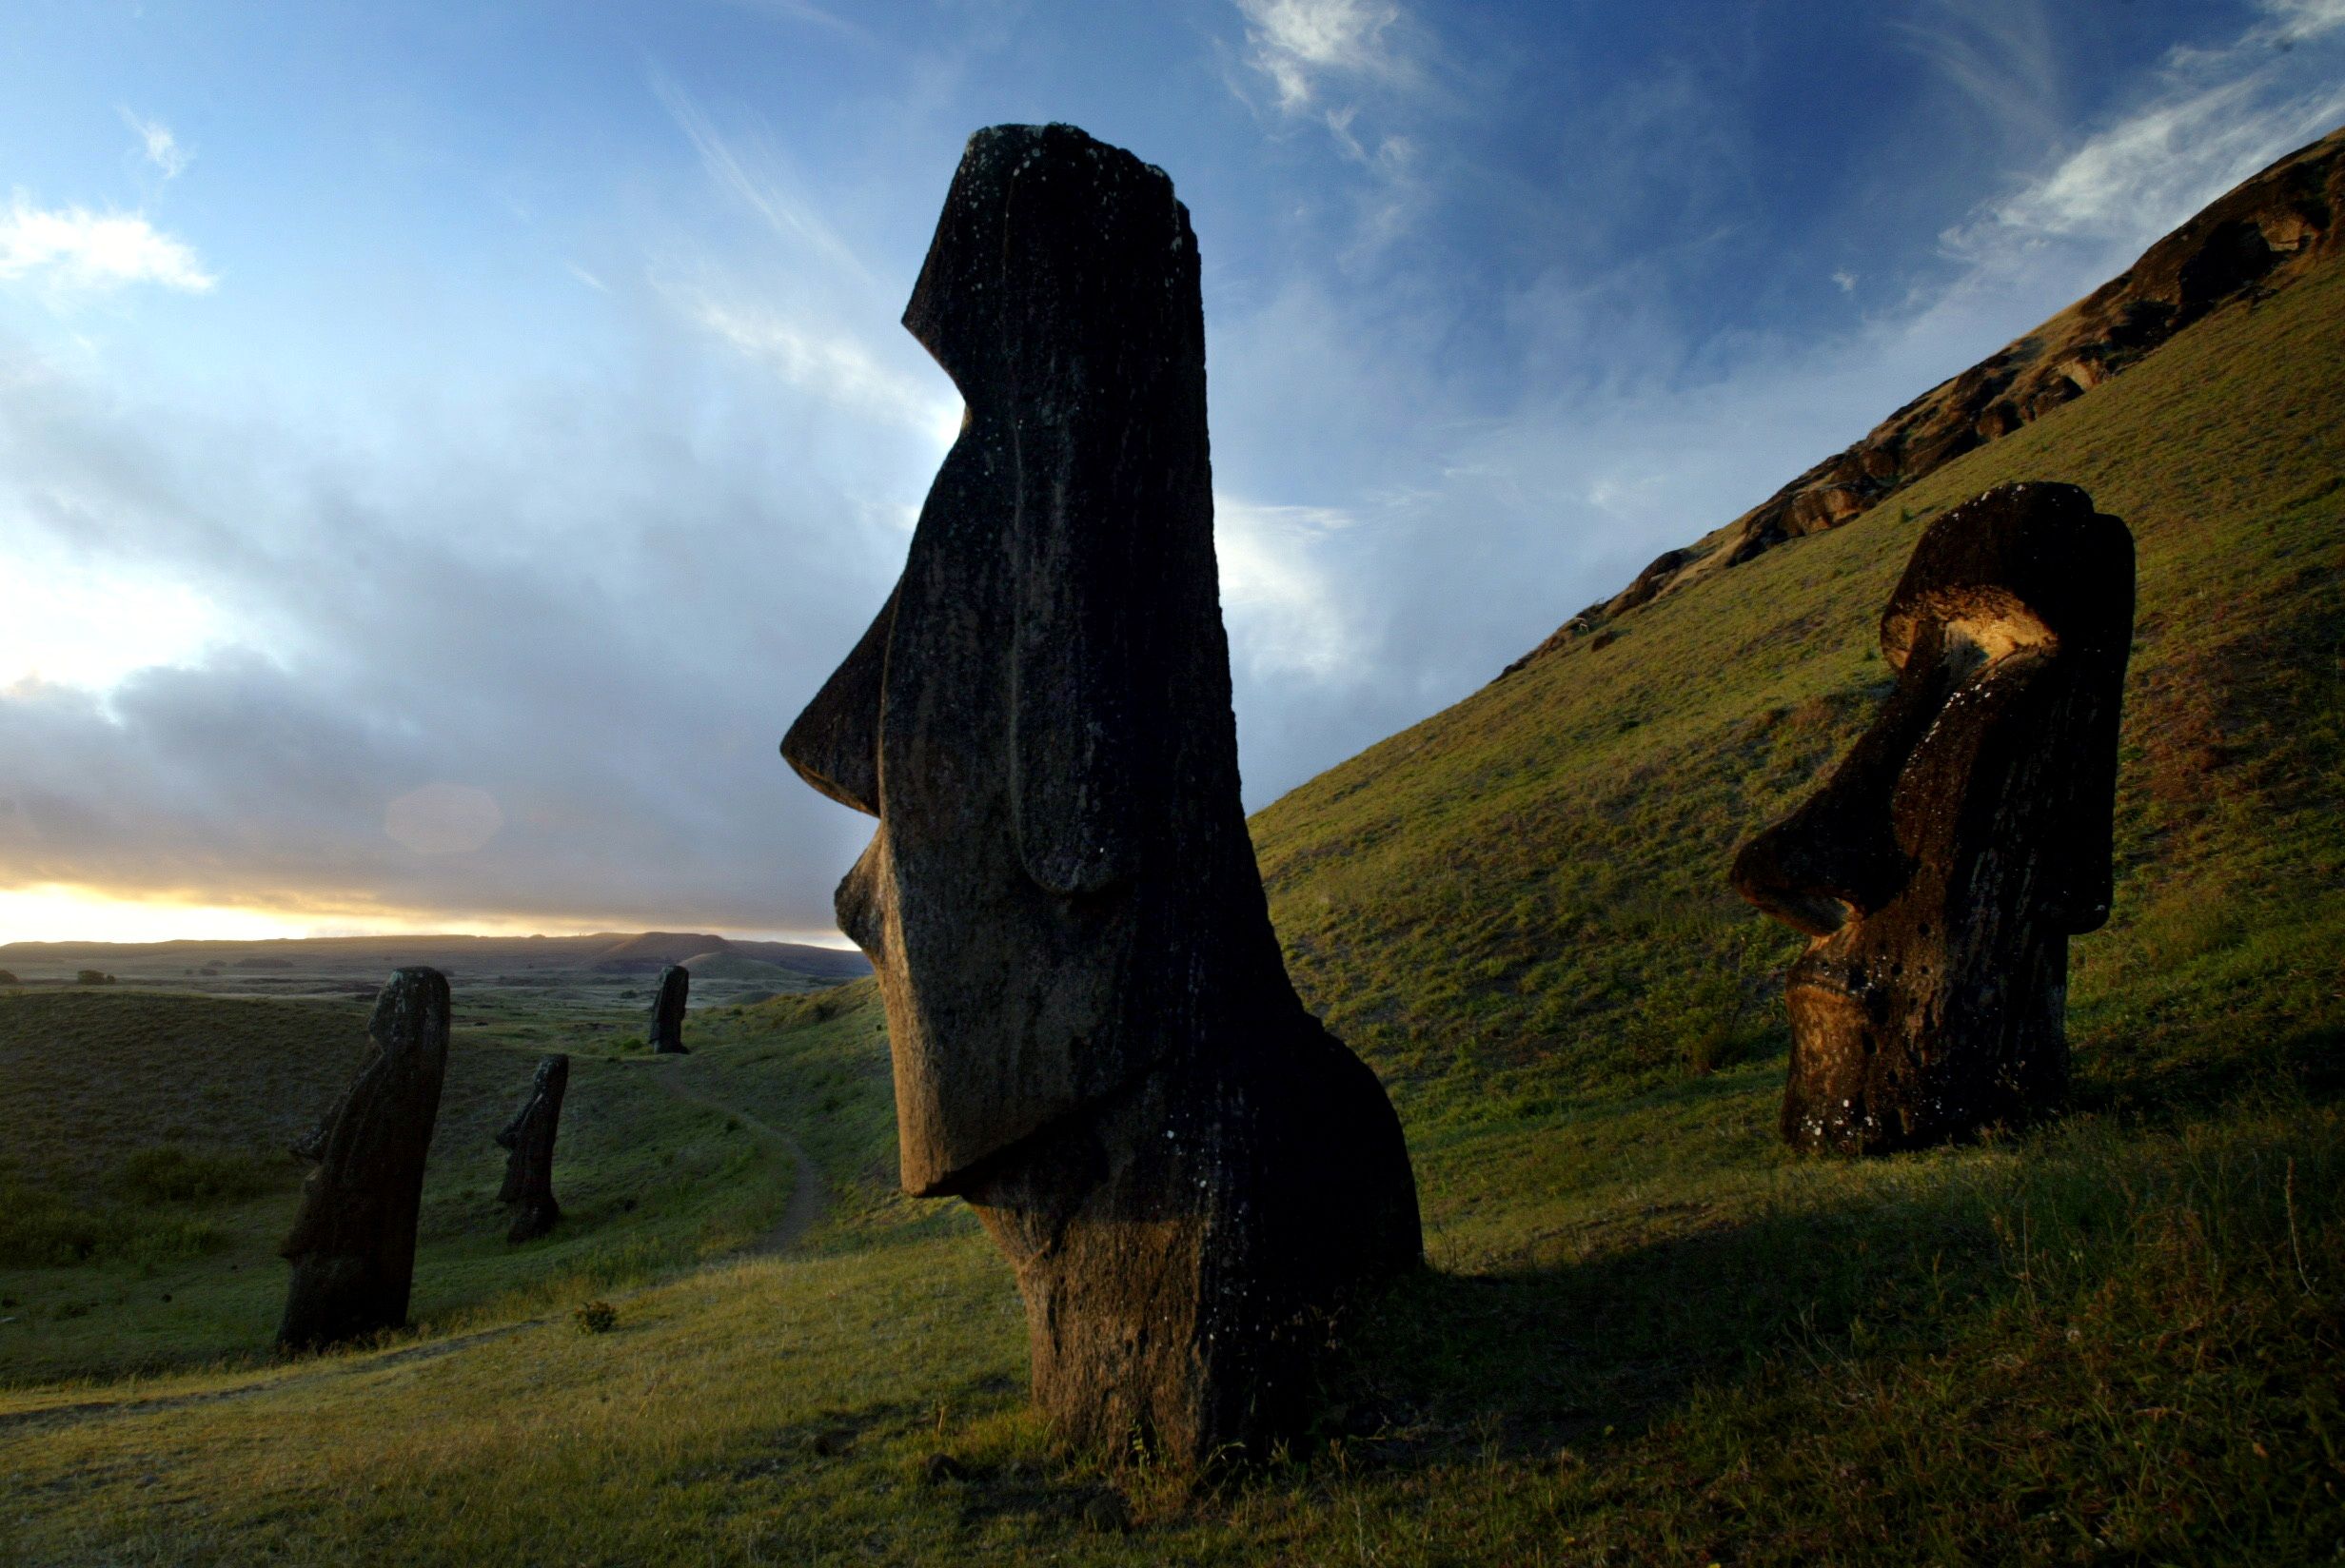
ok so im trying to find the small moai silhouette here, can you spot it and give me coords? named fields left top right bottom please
left=648, top=965, right=689, bottom=1054
left=279, top=967, right=450, bottom=1350
left=494, top=1053, right=569, bottom=1243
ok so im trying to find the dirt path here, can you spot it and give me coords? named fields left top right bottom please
left=0, top=1064, right=828, bottom=1437
left=647, top=1064, right=828, bottom=1254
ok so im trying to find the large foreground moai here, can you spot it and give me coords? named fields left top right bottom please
left=1732, top=481, right=2135, bottom=1153
left=280, top=967, right=450, bottom=1349
left=648, top=965, right=689, bottom=1054
left=782, top=124, right=1421, bottom=1464
left=495, top=1053, right=569, bottom=1243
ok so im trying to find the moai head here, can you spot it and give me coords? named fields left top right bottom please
left=1731, top=482, right=2135, bottom=1152
left=781, top=124, right=1285, bottom=1196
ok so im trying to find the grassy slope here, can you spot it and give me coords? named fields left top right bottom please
left=0, top=987, right=796, bottom=1383
left=1251, top=259, right=2345, bottom=1129
left=2, top=263, right=2342, bottom=1564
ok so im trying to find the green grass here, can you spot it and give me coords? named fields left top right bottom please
left=0, top=988, right=798, bottom=1383
left=1250, top=259, right=2345, bottom=1133
left=2, top=245, right=2342, bottom=1564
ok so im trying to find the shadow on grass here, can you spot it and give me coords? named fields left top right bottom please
left=1335, top=1193, right=1989, bottom=1462
left=2074, top=1022, right=2345, bottom=1127
left=1331, top=1083, right=2341, bottom=1472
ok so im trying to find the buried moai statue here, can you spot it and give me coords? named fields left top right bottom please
left=495, top=1053, right=569, bottom=1243
left=280, top=967, right=450, bottom=1350
left=1731, top=481, right=2136, bottom=1154
left=648, top=965, right=689, bottom=1054
left=781, top=124, right=1421, bottom=1465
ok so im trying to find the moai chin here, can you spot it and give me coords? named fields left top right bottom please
left=648, top=965, right=689, bottom=1054
left=495, top=1053, right=569, bottom=1243
left=279, top=967, right=450, bottom=1349
left=781, top=123, right=1421, bottom=1466
left=1731, top=481, right=2136, bottom=1153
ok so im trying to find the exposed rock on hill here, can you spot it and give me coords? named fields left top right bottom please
left=1506, top=123, right=2344, bottom=676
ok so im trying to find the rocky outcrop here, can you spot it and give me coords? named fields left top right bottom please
left=1508, top=123, right=2342, bottom=674
left=1731, top=483, right=2136, bottom=1152
left=781, top=123, right=1421, bottom=1468
left=495, top=1053, right=569, bottom=1243
left=279, top=968, right=450, bottom=1350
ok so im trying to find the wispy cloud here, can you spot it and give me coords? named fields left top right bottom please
left=1892, top=0, right=2063, bottom=149
left=0, top=195, right=215, bottom=295
left=652, top=73, right=959, bottom=444
left=1227, top=0, right=1444, bottom=252
left=706, top=0, right=871, bottom=44
left=1236, top=0, right=1413, bottom=112
left=683, top=291, right=959, bottom=441
left=1213, top=496, right=1365, bottom=680
left=1945, top=0, right=2345, bottom=261
left=119, top=109, right=191, bottom=180
left=655, top=74, right=872, bottom=286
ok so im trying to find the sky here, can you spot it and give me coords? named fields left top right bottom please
left=2, top=0, right=2341, bottom=945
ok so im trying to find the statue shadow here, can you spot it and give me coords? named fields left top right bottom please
left=1329, top=1174, right=2011, bottom=1466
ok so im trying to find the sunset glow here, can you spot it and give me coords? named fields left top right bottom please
left=0, top=884, right=849, bottom=948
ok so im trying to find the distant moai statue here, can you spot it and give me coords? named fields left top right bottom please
left=494, top=1053, right=569, bottom=1243
left=648, top=965, right=690, bottom=1054
left=781, top=124, right=1420, bottom=1467
left=279, top=967, right=450, bottom=1350
left=1732, top=481, right=2136, bottom=1153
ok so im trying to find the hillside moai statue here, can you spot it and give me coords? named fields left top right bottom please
left=648, top=965, right=689, bottom=1054
left=1731, top=481, right=2135, bottom=1153
left=495, top=1053, right=569, bottom=1243
left=280, top=967, right=451, bottom=1349
left=781, top=124, right=1421, bottom=1466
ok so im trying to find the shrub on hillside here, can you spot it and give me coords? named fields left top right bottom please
left=73, top=970, right=116, bottom=986
left=0, top=1171, right=226, bottom=1267
left=116, top=1144, right=289, bottom=1205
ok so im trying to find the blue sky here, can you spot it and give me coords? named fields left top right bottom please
left=3, top=0, right=2341, bottom=942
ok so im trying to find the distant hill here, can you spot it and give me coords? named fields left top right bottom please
left=0, top=931, right=869, bottom=986
left=588, top=932, right=868, bottom=980
left=1509, top=123, right=2345, bottom=670
left=674, top=950, right=823, bottom=984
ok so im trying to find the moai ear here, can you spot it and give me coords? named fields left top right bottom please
left=781, top=585, right=895, bottom=819
left=1000, top=142, right=1145, bottom=898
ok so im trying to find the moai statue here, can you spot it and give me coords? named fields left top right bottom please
left=494, top=1053, right=569, bottom=1243
left=648, top=965, right=689, bottom=1054
left=1732, top=481, right=2136, bottom=1153
left=280, top=967, right=450, bottom=1349
left=782, top=124, right=1421, bottom=1467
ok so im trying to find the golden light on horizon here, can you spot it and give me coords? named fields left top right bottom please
left=0, top=884, right=579, bottom=945
left=0, top=883, right=857, bottom=950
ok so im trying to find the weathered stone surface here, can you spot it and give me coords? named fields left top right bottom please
left=495, top=1053, right=569, bottom=1243
left=781, top=122, right=1421, bottom=1465
left=648, top=965, right=689, bottom=1054
left=279, top=967, right=450, bottom=1349
left=1731, top=482, right=2135, bottom=1153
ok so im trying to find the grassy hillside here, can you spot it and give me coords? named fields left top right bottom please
left=0, top=987, right=798, bottom=1383
left=1, top=245, right=2340, bottom=1563
left=1251, top=255, right=2345, bottom=1134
